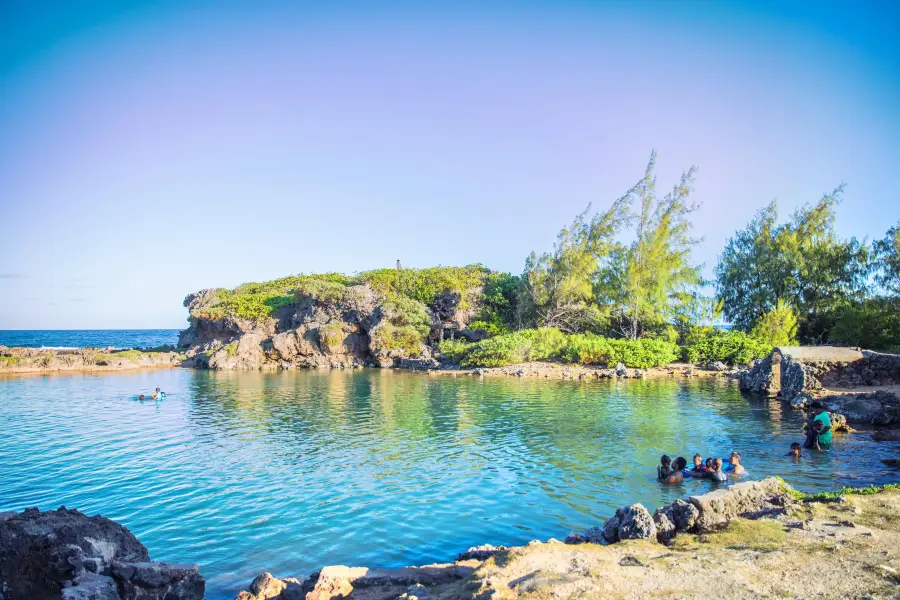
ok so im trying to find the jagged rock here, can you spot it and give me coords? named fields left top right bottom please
left=616, top=504, right=657, bottom=540
left=689, top=477, right=788, bottom=533
left=582, top=527, right=605, bottom=544
left=564, top=532, right=586, bottom=544
left=602, top=515, right=621, bottom=543
left=668, top=498, right=700, bottom=531
left=707, top=361, right=728, bottom=372
left=614, top=363, right=628, bottom=377
left=818, top=390, right=900, bottom=426
left=0, top=507, right=203, bottom=600
left=652, top=508, right=676, bottom=544
left=456, top=545, right=505, bottom=561
left=233, top=572, right=305, bottom=600
left=456, top=329, right=489, bottom=343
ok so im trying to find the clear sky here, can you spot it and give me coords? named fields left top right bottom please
left=1, top=1, right=898, bottom=329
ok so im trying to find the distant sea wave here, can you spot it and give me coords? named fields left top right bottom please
left=0, top=329, right=181, bottom=349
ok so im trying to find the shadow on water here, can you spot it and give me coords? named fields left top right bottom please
left=1, top=369, right=898, bottom=599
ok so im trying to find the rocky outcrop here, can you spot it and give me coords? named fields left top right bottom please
left=179, top=284, right=460, bottom=371
left=740, top=347, right=900, bottom=397
left=566, top=478, right=792, bottom=548
left=0, top=507, right=203, bottom=600
left=817, top=390, right=900, bottom=426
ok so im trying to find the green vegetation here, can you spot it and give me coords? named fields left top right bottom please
left=186, top=152, right=900, bottom=358
left=224, top=342, right=238, bottom=357
left=460, top=328, right=569, bottom=367
left=436, top=338, right=471, bottom=363
left=370, top=296, right=432, bottom=356
left=749, top=299, right=798, bottom=346
left=679, top=327, right=771, bottom=365
left=561, top=335, right=679, bottom=368
left=360, top=265, right=487, bottom=310
left=0, top=356, right=22, bottom=367
left=673, top=517, right=788, bottom=551
left=319, top=323, right=346, bottom=350
left=790, top=483, right=900, bottom=503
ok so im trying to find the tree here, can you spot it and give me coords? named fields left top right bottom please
left=597, top=151, right=703, bottom=339
left=715, top=186, right=870, bottom=343
left=522, top=200, right=630, bottom=333
left=749, top=299, right=798, bottom=346
left=874, top=222, right=900, bottom=296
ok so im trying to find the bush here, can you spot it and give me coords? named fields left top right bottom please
left=194, top=274, right=355, bottom=322
left=562, top=334, right=679, bottom=368
left=437, top=338, right=471, bottom=362
left=830, top=298, right=900, bottom=351
left=369, top=296, right=432, bottom=356
left=750, top=300, right=798, bottom=346
left=680, top=327, right=771, bottom=365
left=360, top=265, right=487, bottom=309
left=460, top=327, right=567, bottom=367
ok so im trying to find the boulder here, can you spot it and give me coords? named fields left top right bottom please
left=689, top=477, right=788, bottom=533
left=455, top=545, right=505, bottom=562
left=234, top=572, right=304, bottom=600
left=0, top=507, right=203, bottom=600
left=652, top=508, right=676, bottom=544
left=614, top=363, right=628, bottom=377
left=601, top=504, right=656, bottom=543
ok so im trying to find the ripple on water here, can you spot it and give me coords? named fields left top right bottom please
left=2, top=369, right=899, bottom=599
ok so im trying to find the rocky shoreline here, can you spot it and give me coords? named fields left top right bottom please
left=4, top=479, right=899, bottom=600
left=0, top=346, right=185, bottom=374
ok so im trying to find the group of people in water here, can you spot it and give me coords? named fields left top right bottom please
left=138, top=387, right=166, bottom=401
left=656, top=451, right=747, bottom=484
left=657, top=404, right=834, bottom=484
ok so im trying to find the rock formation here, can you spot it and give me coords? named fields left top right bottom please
left=178, top=283, right=478, bottom=371
left=0, top=507, right=203, bottom=600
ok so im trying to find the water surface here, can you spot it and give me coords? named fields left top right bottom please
left=0, top=329, right=180, bottom=349
left=1, top=369, right=897, bottom=599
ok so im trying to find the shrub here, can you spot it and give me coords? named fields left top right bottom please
left=562, top=334, right=679, bottom=368
left=225, top=342, right=238, bottom=357
left=680, top=327, right=771, bottom=365
left=370, top=296, right=432, bottom=356
left=360, top=265, right=487, bottom=309
left=319, top=323, right=345, bottom=349
left=437, top=338, right=471, bottom=362
left=194, top=273, right=356, bottom=322
left=749, top=300, right=798, bottom=346
left=830, top=298, right=900, bottom=351
left=466, top=319, right=510, bottom=337
left=460, top=327, right=567, bottom=367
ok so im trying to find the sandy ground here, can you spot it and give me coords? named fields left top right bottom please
left=433, top=490, right=900, bottom=600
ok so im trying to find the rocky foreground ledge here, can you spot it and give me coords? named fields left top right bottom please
left=0, top=507, right=203, bottom=600
left=4, top=480, right=899, bottom=600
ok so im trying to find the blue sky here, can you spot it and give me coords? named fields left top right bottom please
left=1, top=1, right=898, bottom=329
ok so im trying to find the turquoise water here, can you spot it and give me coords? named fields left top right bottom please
left=1, top=370, right=898, bottom=599
left=0, top=329, right=180, bottom=349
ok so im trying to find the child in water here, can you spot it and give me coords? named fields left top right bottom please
left=151, top=387, right=165, bottom=400
left=709, top=458, right=728, bottom=483
left=657, top=455, right=672, bottom=481
left=786, top=442, right=803, bottom=458
left=691, top=453, right=708, bottom=476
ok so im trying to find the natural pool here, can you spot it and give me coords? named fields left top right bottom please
left=2, top=369, right=898, bottom=599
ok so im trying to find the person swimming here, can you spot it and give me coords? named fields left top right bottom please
left=786, top=442, right=803, bottom=458
left=708, top=458, right=728, bottom=483
left=151, top=387, right=166, bottom=400
left=724, top=451, right=746, bottom=475
left=690, top=453, right=708, bottom=477
left=664, top=457, right=688, bottom=484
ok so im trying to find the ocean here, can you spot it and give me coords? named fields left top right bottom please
left=0, top=329, right=181, bottom=349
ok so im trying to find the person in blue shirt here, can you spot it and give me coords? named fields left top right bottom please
left=151, top=387, right=166, bottom=400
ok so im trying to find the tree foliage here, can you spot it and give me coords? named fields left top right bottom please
left=597, top=152, right=703, bottom=339
left=521, top=200, right=630, bottom=332
left=715, top=187, right=870, bottom=343
left=749, top=299, right=798, bottom=347
left=874, top=222, right=900, bottom=296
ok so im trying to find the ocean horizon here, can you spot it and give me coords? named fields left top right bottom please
left=0, top=329, right=181, bottom=349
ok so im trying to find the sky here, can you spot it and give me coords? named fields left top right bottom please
left=1, top=1, right=898, bottom=329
